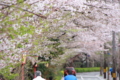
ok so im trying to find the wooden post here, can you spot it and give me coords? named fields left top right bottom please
left=100, top=52, right=103, bottom=76
left=33, top=62, right=38, bottom=78
left=85, top=53, right=88, bottom=67
left=22, top=64, right=24, bottom=80
left=118, top=45, right=120, bottom=80
left=21, top=54, right=26, bottom=80
left=118, top=33, right=120, bottom=80
left=107, top=50, right=110, bottom=80
left=104, top=44, right=107, bottom=79
left=108, top=66, right=110, bottom=80
left=112, top=31, right=117, bottom=80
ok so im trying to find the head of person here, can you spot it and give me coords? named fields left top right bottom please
left=35, top=71, right=41, bottom=77
left=67, top=69, right=73, bottom=75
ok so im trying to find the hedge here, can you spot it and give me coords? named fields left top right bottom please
left=75, top=67, right=100, bottom=72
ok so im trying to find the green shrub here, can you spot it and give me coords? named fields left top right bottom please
left=0, top=64, right=19, bottom=80
left=54, top=71, right=63, bottom=80
left=75, top=67, right=100, bottom=72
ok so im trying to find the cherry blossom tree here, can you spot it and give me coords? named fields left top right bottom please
left=0, top=0, right=120, bottom=79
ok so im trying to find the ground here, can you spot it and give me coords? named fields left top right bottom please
left=61, top=72, right=119, bottom=80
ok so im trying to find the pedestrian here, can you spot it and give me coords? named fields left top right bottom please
left=64, top=68, right=77, bottom=80
left=33, top=71, right=46, bottom=80
left=109, top=67, right=113, bottom=77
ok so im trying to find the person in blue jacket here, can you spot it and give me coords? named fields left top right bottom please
left=109, top=67, right=113, bottom=77
left=64, top=68, right=77, bottom=80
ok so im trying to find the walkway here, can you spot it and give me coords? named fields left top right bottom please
left=61, top=72, right=119, bottom=80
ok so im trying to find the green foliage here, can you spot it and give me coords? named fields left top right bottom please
left=6, top=27, right=17, bottom=39
left=54, top=71, right=63, bottom=80
left=48, top=38, right=64, bottom=58
left=1, top=26, right=35, bottom=39
left=7, top=21, right=14, bottom=25
left=6, top=26, right=35, bottom=39
left=49, top=38, right=59, bottom=41
left=56, top=47, right=64, bottom=55
left=0, top=1, right=65, bottom=80
left=9, top=34, right=15, bottom=39
left=23, top=39, right=29, bottom=43
left=0, top=13, right=4, bottom=18
left=68, top=28, right=86, bottom=32
left=37, top=63, right=47, bottom=74
left=49, top=42, right=64, bottom=58
left=16, top=43, right=23, bottom=48
left=42, top=26, right=49, bottom=32
left=18, top=26, right=35, bottom=36
left=75, top=67, right=100, bottom=72
left=37, top=63, right=56, bottom=79
left=0, top=28, right=5, bottom=34
left=33, top=40, right=39, bottom=45
left=17, top=0, right=24, bottom=3
left=37, top=63, right=64, bottom=80
left=7, top=27, right=14, bottom=32
left=0, top=52, right=6, bottom=60
left=0, top=64, right=19, bottom=80
left=95, top=51, right=101, bottom=55
left=50, top=51, right=57, bottom=57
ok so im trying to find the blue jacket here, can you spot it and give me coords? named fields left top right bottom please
left=109, top=68, right=113, bottom=72
left=64, top=75, right=77, bottom=80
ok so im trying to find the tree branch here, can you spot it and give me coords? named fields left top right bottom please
left=22, top=9, right=47, bottom=19
left=0, top=3, right=47, bottom=19
left=84, top=3, right=111, bottom=9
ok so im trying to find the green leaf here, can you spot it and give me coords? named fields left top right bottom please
left=0, top=28, right=5, bottom=33
left=24, top=39, right=29, bottom=43
left=68, top=29, right=85, bottom=32
left=33, top=41, right=38, bottom=45
left=47, top=45, right=53, bottom=48
left=16, top=43, right=23, bottom=48
left=19, top=26, right=24, bottom=32
left=9, top=34, right=15, bottom=39
left=0, top=64, right=19, bottom=80
left=17, top=0, right=24, bottom=3
left=11, top=54, right=14, bottom=56
left=49, top=38, right=59, bottom=41
left=18, top=26, right=27, bottom=36
left=8, top=21, right=14, bottom=25
left=29, top=25, right=35, bottom=29
left=43, top=28, right=49, bottom=32
left=7, top=27, right=14, bottom=31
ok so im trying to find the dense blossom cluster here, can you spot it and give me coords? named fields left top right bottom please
left=0, top=0, right=120, bottom=68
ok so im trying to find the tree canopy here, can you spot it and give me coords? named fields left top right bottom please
left=0, top=0, right=120, bottom=79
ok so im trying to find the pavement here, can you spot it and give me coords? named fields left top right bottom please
left=61, top=72, right=119, bottom=80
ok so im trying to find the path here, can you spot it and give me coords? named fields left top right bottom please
left=61, top=72, right=119, bottom=80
